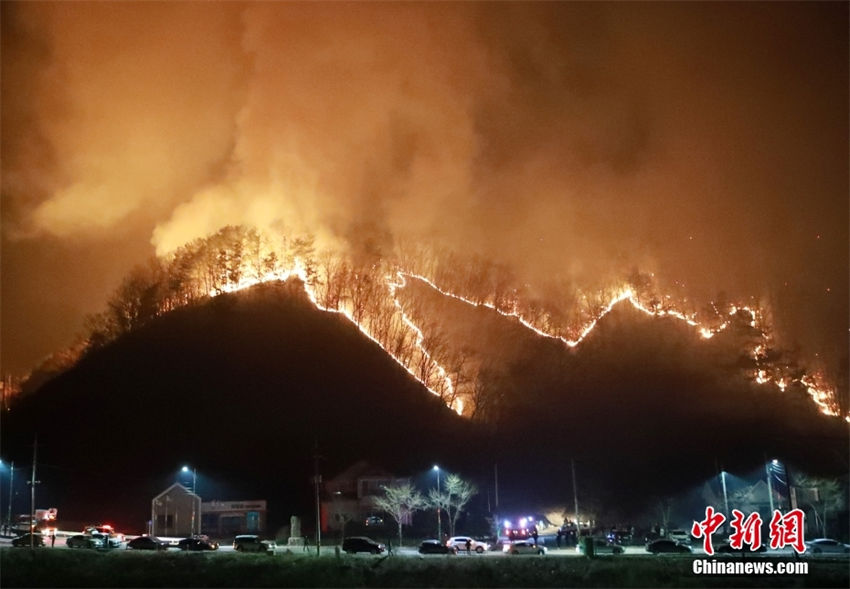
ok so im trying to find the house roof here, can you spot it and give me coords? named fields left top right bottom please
left=326, top=460, right=394, bottom=484
left=152, top=483, right=200, bottom=502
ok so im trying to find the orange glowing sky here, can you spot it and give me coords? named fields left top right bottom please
left=1, top=2, right=847, bottom=398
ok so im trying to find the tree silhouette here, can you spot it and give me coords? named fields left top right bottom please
left=427, top=473, right=477, bottom=537
left=373, top=482, right=426, bottom=547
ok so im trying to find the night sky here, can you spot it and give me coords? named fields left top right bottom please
left=2, top=2, right=848, bottom=394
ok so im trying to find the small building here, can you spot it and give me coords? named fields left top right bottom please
left=321, top=461, right=411, bottom=532
left=151, top=483, right=201, bottom=537
left=201, top=499, right=268, bottom=536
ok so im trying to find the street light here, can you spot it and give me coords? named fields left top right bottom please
left=433, top=465, right=442, bottom=541
left=766, top=458, right=793, bottom=512
left=719, top=470, right=730, bottom=524
left=181, top=466, right=199, bottom=535
left=1, top=461, right=14, bottom=534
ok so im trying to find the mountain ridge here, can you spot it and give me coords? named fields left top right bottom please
left=2, top=277, right=845, bottom=530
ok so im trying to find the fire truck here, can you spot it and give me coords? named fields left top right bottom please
left=12, top=508, right=58, bottom=534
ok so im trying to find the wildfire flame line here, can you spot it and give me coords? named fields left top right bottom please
left=204, top=254, right=844, bottom=422
left=395, top=272, right=845, bottom=422
left=209, top=262, right=462, bottom=414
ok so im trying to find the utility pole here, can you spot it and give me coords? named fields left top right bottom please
left=6, top=461, right=14, bottom=533
left=781, top=461, right=795, bottom=512
left=765, top=455, right=775, bottom=513
left=29, top=435, right=40, bottom=549
left=492, top=463, right=499, bottom=542
left=435, top=467, right=441, bottom=540
left=313, top=442, right=322, bottom=556
left=571, top=459, right=580, bottom=539
left=494, top=463, right=499, bottom=511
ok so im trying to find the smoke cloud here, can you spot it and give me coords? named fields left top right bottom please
left=2, top=2, right=847, bottom=384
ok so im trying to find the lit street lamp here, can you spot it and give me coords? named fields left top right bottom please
left=766, top=458, right=793, bottom=512
left=433, top=465, right=442, bottom=541
left=181, top=466, right=199, bottom=535
left=719, top=469, right=730, bottom=528
left=765, top=458, right=780, bottom=513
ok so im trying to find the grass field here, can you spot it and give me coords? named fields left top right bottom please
left=2, top=550, right=848, bottom=588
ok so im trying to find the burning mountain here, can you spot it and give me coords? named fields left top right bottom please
left=3, top=3, right=847, bottom=407
left=1, top=278, right=470, bottom=528
left=50, top=226, right=843, bottom=424
left=2, top=241, right=846, bottom=525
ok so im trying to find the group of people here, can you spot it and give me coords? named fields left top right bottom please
left=555, top=527, right=578, bottom=548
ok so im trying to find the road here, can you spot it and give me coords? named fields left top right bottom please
left=2, top=532, right=842, bottom=561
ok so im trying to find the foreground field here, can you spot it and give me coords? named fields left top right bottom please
left=2, top=549, right=848, bottom=588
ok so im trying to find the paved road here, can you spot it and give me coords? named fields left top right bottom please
left=1, top=534, right=834, bottom=560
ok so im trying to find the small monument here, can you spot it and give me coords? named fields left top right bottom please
left=288, top=515, right=304, bottom=547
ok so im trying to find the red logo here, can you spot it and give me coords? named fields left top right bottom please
left=729, top=509, right=762, bottom=551
left=692, top=506, right=726, bottom=555
left=768, top=509, right=805, bottom=554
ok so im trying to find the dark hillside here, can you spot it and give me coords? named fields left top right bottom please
left=1, top=280, right=471, bottom=531
left=4, top=277, right=846, bottom=531
left=402, top=278, right=849, bottom=515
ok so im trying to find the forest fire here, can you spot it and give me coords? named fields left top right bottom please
left=3, top=3, right=846, bottom=427
left=142, top=226, right=845, bottom=422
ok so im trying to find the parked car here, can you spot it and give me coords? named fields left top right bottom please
left=504, top=540, right=547, bottom=555
left=88, top=532, right=123, bottom=548
left=342, top=536, right=385, bottom=554
left=446, top=536, right=490, bottom=553
left=804, top=538, right=850, bottom=554
left=178, top=535, right=219, bottom=551
left=84, top=525, right=125, bottom=543
left=578, top=537, right=625, bottom=555
left=11, top=533, right=45, bottom=547
left=418, top=539, right=458, bottom=555
left=233, top=534, right=275, bottom=553
left=715, top=540, right=767, bottom=554
left=668, top=529, right=691, bottom=544
left=646, top=539, right=693, bottom=554
left=67, top=534, right=104, bottom=549
left=126, top=535, right=168, bottom=551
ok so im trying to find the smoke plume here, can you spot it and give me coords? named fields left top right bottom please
left=2, top=2, right=847, bottom=385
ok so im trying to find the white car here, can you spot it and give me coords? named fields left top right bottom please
left=504, top=540, right=547, bottom=555
left=668, top=529, right=691, bottom=544
left=447, top=536, right=490, bottom=553
left=805, top=538, right=850, bottom=555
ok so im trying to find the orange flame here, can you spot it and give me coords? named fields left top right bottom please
left=196, top=236, right=844, bottom=421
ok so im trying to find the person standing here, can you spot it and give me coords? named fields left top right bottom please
left=50, top=531, right=56, bottom=547
left=465, top=538, right=471, bottom=555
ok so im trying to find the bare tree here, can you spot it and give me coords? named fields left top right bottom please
left=427, top=473, right=477, bottom=537
left=793, top=474, right=845, bottom=538
left=373, top=482, right=426, bottom=547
